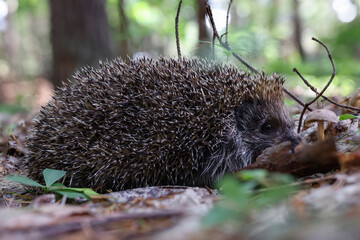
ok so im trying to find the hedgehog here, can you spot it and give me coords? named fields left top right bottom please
left=23, top=57, right=300, bottom=192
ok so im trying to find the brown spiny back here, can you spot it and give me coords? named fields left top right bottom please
left=24, top=57, right=286, bottom=191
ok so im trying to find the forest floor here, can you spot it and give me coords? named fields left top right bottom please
left=0, top=91, right=359, bottom=240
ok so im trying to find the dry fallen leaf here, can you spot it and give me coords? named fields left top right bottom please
left=338, top=149, right=360, bottom=170
left=244, top=139, right=339, bottom=177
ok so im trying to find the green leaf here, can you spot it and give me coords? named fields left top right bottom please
left=217, top=175, right=250, bottom=206
left=83, top=188, right=100, bottom=196
left=6, top=175, right=44, bottom=187
left=254, top=184, right=296, bottom=206
left=52, top=189, right=89, bottom=200
left=51, top=182, right=67, bottom=187
left=270, top=173, right=295, bottom=185
left=49, top=186, right=94, bottom=193
left=43, top=169, right=66, bottom=187
left=238, top=169, right=268, bottom=182
left=339, top=114, right=359, bottom=121
left=201, top=171, right=299, bottom=228
left=202, top=206, right=238, bottom=227
left=47, top=185, right=100, bottom=198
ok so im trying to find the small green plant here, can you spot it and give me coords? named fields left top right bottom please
left=7, top=169, right=100, bottom=200
left=202, top=169, right=298, bottom=227
left=339, top=114, right=359, bottom=121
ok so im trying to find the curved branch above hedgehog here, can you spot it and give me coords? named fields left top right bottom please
left=175, top=0, right=360, bottom=117
left=177, top=0, right=309, bottom=109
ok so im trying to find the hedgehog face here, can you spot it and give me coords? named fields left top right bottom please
left=234, top=98, right=300, bottom=165
left=201, top=97, right=299, bottom=185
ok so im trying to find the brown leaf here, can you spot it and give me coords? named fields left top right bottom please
left=338, top=149, right=360, bottom=170
left=244, top=138, right=339, bottom=177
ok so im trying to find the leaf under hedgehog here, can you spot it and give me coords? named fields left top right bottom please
left=24, top=57, right=298, bottom=192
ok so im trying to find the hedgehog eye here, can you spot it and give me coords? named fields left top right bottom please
left=261, top=122, right=272, bottom=132
left=261, top=120, right=277, bottom=134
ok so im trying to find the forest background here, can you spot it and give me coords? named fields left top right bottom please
left=0, top=0, right=359, bottom=114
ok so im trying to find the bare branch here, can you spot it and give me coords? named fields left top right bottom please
left=206, top=2, right=259, bottom=73
left=205, top=4, right=220, bottom=39
left=212, top=33, right=216, bottom=59
left=206, top=3, right=259, bottom=73
left=282, top=87, right=313, bottom=111
left=225, top=0, right=233, bottom=44
left=220, top=31, right=228, bottom=42
left=175, top=0, right=183, bottom=59
left=297, top=37, right=336, bottom=133
left=205, top=2, right=309, bottom=110
left=206, top=3, right=218, bottom=59
left=293, top=68, right=360, bottom=113
left=322, top=96, right=360, bottom=113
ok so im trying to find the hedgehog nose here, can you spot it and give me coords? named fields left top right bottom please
left=286, top=134, right=302, bottom=153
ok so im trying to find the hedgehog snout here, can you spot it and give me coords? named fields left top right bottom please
left=284, top=132, right=302, bottom=153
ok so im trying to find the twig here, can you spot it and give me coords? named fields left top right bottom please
left=293, top=68, right=360, bottom=113
left=206, top=2, right=218, bottom=59
left=225, top=0, right=233, bottom=44
left=205, top=3, right=259, bottom=73
left=11, top=132, right=22, bottom=148
left=322, top=96, right=360, bottom=113
left=175, top=0, right=183, bottom=59
left=212, top=33, right=216, bottom=59
left=282, top=87, right=313, bottom=111
left=205, top=4, right=220, bottom=41
left=220, top=31, right=228, bottom=43
left=205, top=2, right=310, bottom=109
left=296, top=37, right=336, bottom=133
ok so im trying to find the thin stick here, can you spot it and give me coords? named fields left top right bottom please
left=205, top=3, right=259, bottom=73
left=206, top=3, right=218, bottom=59
left=220, top=32, right=228, bottom=42
left=225, top=0, right=233, bottom=44
left=205, top=4, right=220, bottom=40
left=282, top=87, right=313, bottom=111
left=322, top=95, right=359, bottom=113
left=293, top=68, right=360, bottom=113
left=297, top=37, right=336, bottom=133
left=205, top=2, right=309, bottom=109
left=212, top=33, right=216, bottom=59
left=175, top=0, right=183, bottom=59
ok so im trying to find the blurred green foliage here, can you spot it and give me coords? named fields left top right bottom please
left=1, top=0, right=360, bottom=113
left=202, top=169, right=298, bottom=228
left=0, top=103, right=27, bottom=114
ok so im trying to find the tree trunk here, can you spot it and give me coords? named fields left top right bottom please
left=4, top=4, right=18, bottom=80
left=50, top=0, right=112, bottom=88
left=118, top=0, right=129, bottom=58
left=293, top=0, right=305, bottom=61
left=196, top=0, right=210, bottom=58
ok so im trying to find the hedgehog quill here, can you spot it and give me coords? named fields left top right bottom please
left=24, top=57, right=300, bottom=192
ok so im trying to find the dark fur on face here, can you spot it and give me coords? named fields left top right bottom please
left=200, top=99, right=300, bottom=184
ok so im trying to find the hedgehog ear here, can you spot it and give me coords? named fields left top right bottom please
left=234, top=100, right=254, bottom=131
